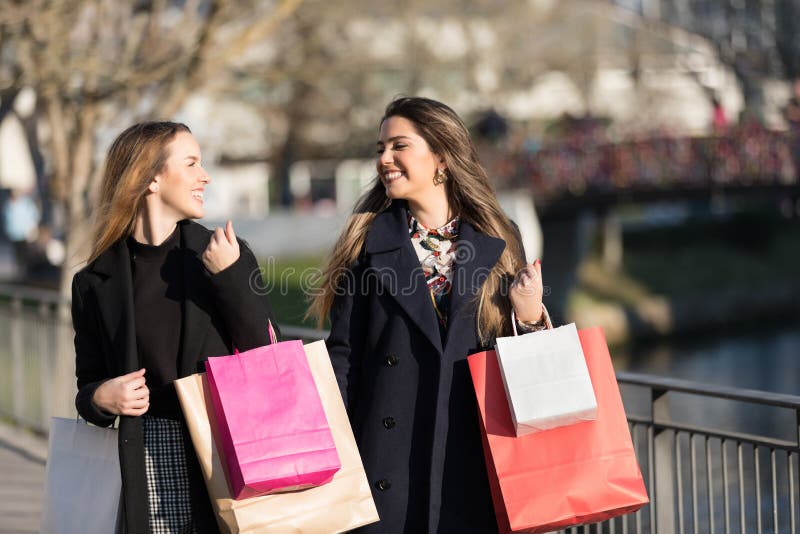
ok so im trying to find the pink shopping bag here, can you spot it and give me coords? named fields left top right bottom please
left=205, top=331, right=341, bottom=500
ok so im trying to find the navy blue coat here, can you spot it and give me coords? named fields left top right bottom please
left=327, top=201, right=507, bottom=534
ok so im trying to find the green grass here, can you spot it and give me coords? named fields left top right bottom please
left=257, top=255, right=325, bottom=328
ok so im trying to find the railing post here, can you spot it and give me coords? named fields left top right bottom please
left=39, top=301, right=52, bottom=428
left=793, top=409, right=800, bottom=533
left=54, top=301, right=76, bottom=421
left=653, top=387, right=676, bottom=534
left=602, top=210, right=623, bottom=271
left=10, top=296, right=24, bottom=426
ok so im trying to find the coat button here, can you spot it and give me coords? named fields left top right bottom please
left=375, top=478, right=391, bottom=491
left=386, top=353, right=400, bottom=367
left=382, top=416, right=396, bottom=429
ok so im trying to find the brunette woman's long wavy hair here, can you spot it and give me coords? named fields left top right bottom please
left=308, top=97, right=524, bottom=344
left=86, top=121, right=190, bottom=264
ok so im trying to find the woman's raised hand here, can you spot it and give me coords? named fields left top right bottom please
left=509, top=259, right=544, bottom=323
left=92, top=368, right=150, bottom=416
left=203, top=220, right=240, bottom=274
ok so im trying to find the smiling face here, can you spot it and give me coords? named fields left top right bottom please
left=376, top=115, right=444, bottom=204
left=151, top=131, right=209, bottom=221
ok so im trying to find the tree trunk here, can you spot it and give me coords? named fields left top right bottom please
left=58, top=102, right=97, bottom=300
left=0, top=87, right=19, bottom=123
left=20, top=110, right=50, bottom=224
left=45, top=96, right=71, bottom=203
left=272, top=80, right=312, bottom=207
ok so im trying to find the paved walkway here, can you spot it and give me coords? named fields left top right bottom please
left=0, top=423, right=46, bottom=533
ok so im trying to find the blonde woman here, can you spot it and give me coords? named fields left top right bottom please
left=310, top=97, right=550, bottom=533
left=72, top=122, right=278, bottom=533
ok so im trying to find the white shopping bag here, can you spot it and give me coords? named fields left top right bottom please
left=495, top=322, right=597, bottom=436
left=40, top=417, right=121, bottom=534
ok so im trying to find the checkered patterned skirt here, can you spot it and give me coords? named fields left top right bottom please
left=142, top=415, right=197, bottom=534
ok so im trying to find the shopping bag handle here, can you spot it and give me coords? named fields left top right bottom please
left=233, top=319, right=279, bottom=355
left=510, top=303, right=552, bottom=336
left=75, top=414, right=118, bottom=429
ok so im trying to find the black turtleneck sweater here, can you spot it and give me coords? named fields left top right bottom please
left=127, top=227, right=184, bottom=419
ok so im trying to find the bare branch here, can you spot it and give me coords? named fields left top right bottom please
left=156, top=0, right=303, bottom=117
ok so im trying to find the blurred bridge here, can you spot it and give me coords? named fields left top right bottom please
left=488, top=128, right=800, bottom=216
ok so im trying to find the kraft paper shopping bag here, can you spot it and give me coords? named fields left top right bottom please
left=176, top=340, right=379, bottom=533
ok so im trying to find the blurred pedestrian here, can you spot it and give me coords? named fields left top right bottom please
left=786, top=79, right=800, bottom=131
left=72, top=122, right=279, bottom=533
left=2, top=188, right=39, bottom=279
left=712, top=96, right=729, bottom=134
left=25, top=224, right=64, bottom=287
left=785, top=78, right=800, bottom=178
left=310, top=97, right=552, bottom=533
left=475, top=107, right=509, bottom=144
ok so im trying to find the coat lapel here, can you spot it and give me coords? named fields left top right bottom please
left=443, top=221, right=506, bottom=353
left=366, top=202, right=444, bottom=355
left=91, top=240, right=139, bottom=375
left=178, top=221, right=214, bottom=376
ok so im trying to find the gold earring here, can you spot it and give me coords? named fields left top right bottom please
left=433, top=168, right=446, bottom=185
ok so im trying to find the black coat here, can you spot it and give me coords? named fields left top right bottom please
left=327, top=201, right=507, bottom=534
left=72, top=220, right=277, bottom=534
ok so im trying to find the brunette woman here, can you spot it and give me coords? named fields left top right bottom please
left=310, top=97, right=551, bottom=533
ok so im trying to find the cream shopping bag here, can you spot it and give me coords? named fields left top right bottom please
left=175, top=340, right=379, bottom=533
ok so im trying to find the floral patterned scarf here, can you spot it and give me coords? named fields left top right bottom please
left=408, top=213, right=460, bottom=334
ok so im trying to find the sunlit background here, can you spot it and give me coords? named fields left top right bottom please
left=2, top=0, right=800, bottom=530
left=2, top=0, right=799, bottom=377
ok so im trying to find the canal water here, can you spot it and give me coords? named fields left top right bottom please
left=620, top=321, right=800, bottom=394
left=615, top=321, right=800, bottom=441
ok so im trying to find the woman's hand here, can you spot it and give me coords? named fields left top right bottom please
left=92, top=368, right=150, bottom=416
left=509, top=259, right=544, bottom=323
left=203, top=220, right=240, bottom=274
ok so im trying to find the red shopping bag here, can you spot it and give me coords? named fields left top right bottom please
left=467, top=327, right=648, bottom=533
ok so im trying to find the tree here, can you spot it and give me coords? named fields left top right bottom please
left=627, top=0, right=800, bottom=118
left=218, top=0, right=563, bottom=206
left=0, top=0, right=302, bottom=297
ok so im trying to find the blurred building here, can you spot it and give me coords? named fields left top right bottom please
left=201, top=160, right=271, bottom=219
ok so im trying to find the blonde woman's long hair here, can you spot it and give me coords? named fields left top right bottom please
left=309, top=97, right=524, bottom=344
left=87, top=121, right=190, bottom=264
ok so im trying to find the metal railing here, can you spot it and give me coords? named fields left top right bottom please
left=0, top=284, right=75, bottom=432
left=560, top=375, right=800, bottom=534
left=0, top=283, right=319, bottom=433
left=1, top=284, right=798, bottom=533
